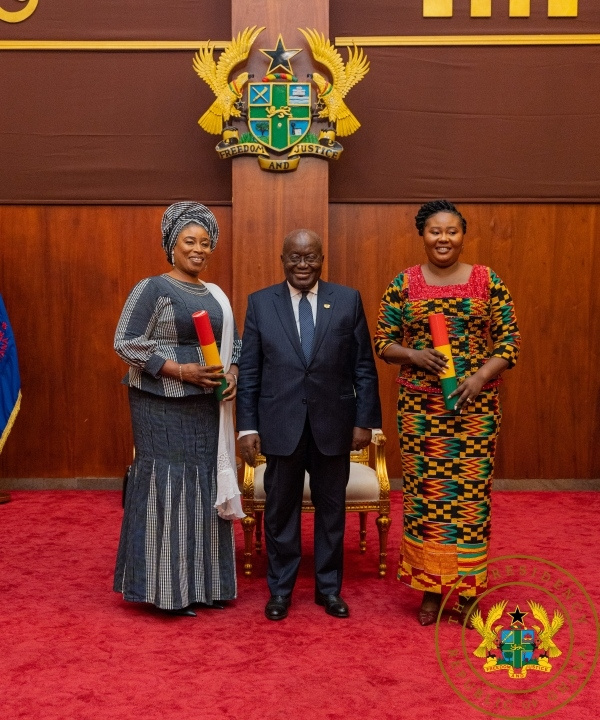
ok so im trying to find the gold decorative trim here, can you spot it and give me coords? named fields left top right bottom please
left=2, top=35, right=599, bottom=52
left=0, top=40, right=228, bottom=51
left=336, top=34, right=600, bottom=47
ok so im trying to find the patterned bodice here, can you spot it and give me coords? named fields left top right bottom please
left=374, top=265, right=520, bottom=392
left=114, top=275, right=241, bottom=398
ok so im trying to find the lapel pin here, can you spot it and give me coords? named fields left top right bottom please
left=324, top=303, right=331, bottom=309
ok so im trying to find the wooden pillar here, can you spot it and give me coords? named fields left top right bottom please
left=231, top=0, right=329, bottom=325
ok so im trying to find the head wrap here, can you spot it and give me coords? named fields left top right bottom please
left=161, top=202, right=219, bottom=263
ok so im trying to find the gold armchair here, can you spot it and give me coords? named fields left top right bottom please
left=241, top=430, right=391, bottom=578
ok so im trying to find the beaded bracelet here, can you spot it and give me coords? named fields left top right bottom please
left=226, top=372, right=237, bottom=385
left=179, top=364, right=183, bottom=381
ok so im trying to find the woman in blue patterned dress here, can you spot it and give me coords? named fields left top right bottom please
left=374, top=200, right=521, bottom=626
left=113, top=202, right=243, bottom=616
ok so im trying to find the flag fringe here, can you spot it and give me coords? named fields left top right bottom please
left=0, top=389, right=21, bottom=454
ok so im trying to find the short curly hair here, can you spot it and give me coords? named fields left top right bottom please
left=415, top=200, right=467, bottom=236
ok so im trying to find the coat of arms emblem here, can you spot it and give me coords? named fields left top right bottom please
left=472, top=601, right=565, bottom=679
left=192, top=27, right=369, bottom=171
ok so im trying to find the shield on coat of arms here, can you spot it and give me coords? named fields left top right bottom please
left=501, top=628, right=536, bottom=669
left=248, top=82, right=311, bottom=152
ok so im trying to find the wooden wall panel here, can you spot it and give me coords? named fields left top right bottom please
left=0, top=205, right=231, bottom=478
left=329, top=203, right=600, bottom=481
left=0, top=203, right=598, bottom=481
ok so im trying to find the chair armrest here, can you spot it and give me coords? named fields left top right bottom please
left=242, top=462, right=255, bottom=499
left=371, top=429, right=386, bottom=446
left=242, top=453, right=267, bottom=498
left=371, top=430, right=390, bottom=499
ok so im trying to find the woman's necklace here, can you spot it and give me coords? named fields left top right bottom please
left=163, top=274, right=210, bottom=296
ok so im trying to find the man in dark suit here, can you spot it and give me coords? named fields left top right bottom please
left=237, top=229, right=381, bottom=620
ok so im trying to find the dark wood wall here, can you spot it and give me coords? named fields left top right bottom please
left=0, top=203, right=598, bottom=481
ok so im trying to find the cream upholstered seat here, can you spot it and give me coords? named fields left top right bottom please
left=241, top=430, right=391, bottom=577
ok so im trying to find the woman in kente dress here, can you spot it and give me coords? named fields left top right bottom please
left=114, top=202, right=243, bottom=616
left=374, top=200, right=521, bottom=626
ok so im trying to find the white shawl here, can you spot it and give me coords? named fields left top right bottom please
left=204, top=282, right=245, bottom=520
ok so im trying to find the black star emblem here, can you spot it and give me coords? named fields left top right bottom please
left=260, top=35, right=301, bottom=74
left=508, top=605, right=528, bottom=626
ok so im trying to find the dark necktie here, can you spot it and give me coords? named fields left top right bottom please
left=298, top=291, right=315, bottom=362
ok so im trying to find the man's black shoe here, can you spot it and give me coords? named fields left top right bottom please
left=315, top=591, right=349, bottom=618
left=265, top=595, right=291, bottom=621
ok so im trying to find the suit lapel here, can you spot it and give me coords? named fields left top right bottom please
left=272, top=281, right=306, bottom=365
left=309, top=281, right=335, bottom=364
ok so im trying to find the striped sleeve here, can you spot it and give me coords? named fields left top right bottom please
left=231, top=338, right=242, bottom=365
left=114, top=278, right=170, bottom=378
left=230, top=315, right=242, bottom=365
left=488, top=269, right=521, bottom=368
left=374, top=272, right=406, bottom=358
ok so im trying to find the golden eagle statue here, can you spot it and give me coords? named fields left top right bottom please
left=299, top=28, right=369, bottom=137
left=193, top=25, right=265, bottom=135
left=472, top=601, right=507, bottom=658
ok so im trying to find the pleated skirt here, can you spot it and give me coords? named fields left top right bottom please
left=114, top=387, right=236, bottom=609
left=397, top=385, right=501, bottom=598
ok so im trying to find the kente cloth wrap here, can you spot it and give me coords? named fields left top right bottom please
left=374, top=264, right=521, bottom=597
left=374, top=265, right=520, bottom=392
left=161, top=202, right=219, bottom=263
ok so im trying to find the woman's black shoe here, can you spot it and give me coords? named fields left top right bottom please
left=193, top=600, right=227, bottom=610
left=164, top=606, right=197, bottom=617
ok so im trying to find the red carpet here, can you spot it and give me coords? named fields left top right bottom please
left=1, top=491, right=598, bottom=720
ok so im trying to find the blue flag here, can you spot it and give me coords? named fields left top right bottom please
left=0, top=294, right=21, bottom=453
